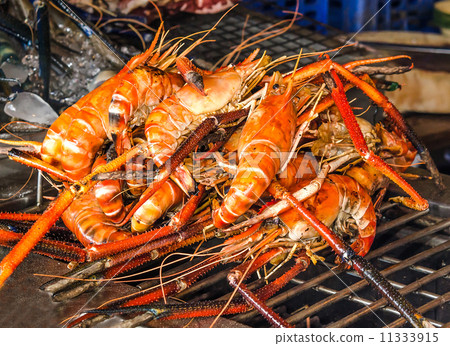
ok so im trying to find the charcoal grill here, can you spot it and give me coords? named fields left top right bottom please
left=0, top=7, right=448, bottom=328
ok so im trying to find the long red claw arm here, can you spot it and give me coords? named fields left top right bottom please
left=269, top=180, right=426, bottom=328
left=0, top=189, right=75, bottom=288
left=0, top=145, right=143, bottom=288
left=324, top=69, right=428, bottom=211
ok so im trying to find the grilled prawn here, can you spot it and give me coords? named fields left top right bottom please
left=61, top=189, right=131, bottom=247
left=40, top=27, right=184, bottom=181
left=129, top=50, right=272, bottom=226
left=279, top=175, right=376, bottom=257
left=212, top=73, right=297, bottom=228
left=144, top=49, right=271, bottom=166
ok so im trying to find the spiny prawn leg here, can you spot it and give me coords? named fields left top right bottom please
left=48, top=221, right=214, bottom=303
left=79, top=249, right=309, bottom=328
left=88, top=184, right=206, bottom=261
left=42, top=187, right=207, bottom=300
left=269, top=180, right=428, bottom=328
left=67, top=253, right=221, bottom=328
left=323, top=70, right=428, bottom=211
left=8, top=149, right=76, bottom=183
left=0, top=144, right=144, bottom=288
left=330, top=60, right=444, bottom=190
left=0, top=228, right=86, bottom=263
left=227, top=270, right=291, bottom=328
left=288, top=56, right=442, bottom=189
left=0, top=189, right=75, bottom=288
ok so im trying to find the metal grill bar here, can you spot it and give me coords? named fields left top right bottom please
left=378, top=256, right=450, bottom=278
left=366, top=219, right=450, bottom=258
left=306, top=260, right=444, bottom=311
left=328, top=265, right=450, bottom=327
left=345, top=266, right=443, bottom=300
left=387, top=292, right=450, bottom=328
left=285, top=240, right=450, bottom=324
left=375, top=210, right=429, bottom=234
left=250, top=261, right=445, bottom=324
left=289, top=276, right=407, bottom=318
left=233, top=218, right=450, bottom=324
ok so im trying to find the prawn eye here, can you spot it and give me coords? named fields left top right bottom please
left=273, top=84, right=279, bottom=90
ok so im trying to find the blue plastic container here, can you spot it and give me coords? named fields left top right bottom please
left=240, top=0, right=329, bottom=25
left=241, top=0, right=440, bottom=32
left=329, top=0, right=438, bottom=32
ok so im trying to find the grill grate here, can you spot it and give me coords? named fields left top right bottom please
left=144, top=205, right=449, bottom=328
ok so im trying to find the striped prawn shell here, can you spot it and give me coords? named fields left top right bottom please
left=212, top=87, right=297, bottom=228
left=92, top=155, right=126, bottom=223
left=61, top=190, right=131, bottom=246
left=144, top=52, right=270, bottom=166
left=280, top=175, right=376, bottom=245
left=108, top=66, right=184, bottom=154
left=40, top=76, right=119, bottom=180
left=131, top=180, right=185, bottom=233
left=41, top=63, right=181, bottom=181
left=328, top=175, right=376, bottom=239
left=145, top=68, right=246, bottom=166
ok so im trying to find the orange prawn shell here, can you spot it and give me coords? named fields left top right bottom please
left=41, top=43, right=182, bottom=181
left=280, top=175, right=376, bottom=249
left=92, top=156, right=126, bottom=223
left=237, top=92, right=296, bottom=161
left=175, top=70, right=242, bottom=115
left=213, top=87, right=297, bottom=228
left=279, top=179, right=340, bottom=240
left=61, top=190, right=130, bottom=247
left=328, top=175, right=376, bottom=239
left=144, top=55, right=269, bottom=166
left=277, top=153, right=319, bottom=189
left=40, top=76, right=119, bottom=178
left=132, top=180, right=185, bottom=233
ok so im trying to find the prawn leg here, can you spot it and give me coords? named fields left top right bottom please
left=0, top=189, right=75, bottom=287
left=269, top=180, right=428, bottom=328
left=8, top=149, right=76, bottom=183
left=323, top=70, right=428, bottom=210
left=40, top=187, right=208, bottom=301
left=88, top=184, right=206, bottom=261
left=175, top=57, right=209, bottom=96
left=0, top=144, right=143, bottom=288
left=67, top=253, right=221, bottom=328
left=227, top=269, right=291, bottom=328
left=286, top=56, right=442, bottom=189
left=75, top=249, right=280, bottom=326
left=81, top=250, right=310, bottom=328
left=0, top=228, right=86, bottom=263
